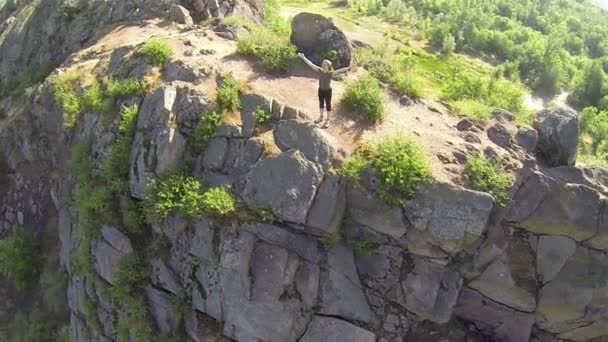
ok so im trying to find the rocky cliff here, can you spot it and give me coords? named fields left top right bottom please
left=0, top=1, right=607, bottom=342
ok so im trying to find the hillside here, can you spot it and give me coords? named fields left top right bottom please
left=0, top=1, right=607, bottom=342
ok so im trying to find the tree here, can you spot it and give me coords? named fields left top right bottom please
left=442, top=34, right=456, bottom=57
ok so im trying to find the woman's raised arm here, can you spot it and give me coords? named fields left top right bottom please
left=298, top=53, right=322, bottom=72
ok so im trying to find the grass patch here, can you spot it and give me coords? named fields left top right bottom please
left=252, top=107, right=271, bottom=125
left=103, top=76, right=149, bottom=98
left=464, top=155, right=511, bottom=207
left=194, top=110, right=225, bottom=151
left=342, top=135, right=432, bottom=205
left=141, top=39, right=174, bottom=66
left=0, top=229, right=39, bottom=291
left=52, top=71, right=85, bottom=128
left=237, top=25, right=298, bottom=72
left=217, top=75, right=243, bottom=112
left=145, top=173, right=205, bottom=222
left=201, top=187, right=237, bottom=217
left=342, top=74, right=386, bottom=122
left=319, top=234, right=340, bottom=251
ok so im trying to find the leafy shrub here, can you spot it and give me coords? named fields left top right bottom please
left=103, top=76, right=148, bottom=98
left=8, top=310, right=54, bottom=342
left=194, top=110, right=225, bottom=150
left=145, top=173, right=204, bottom=221
left=81, top=82, right=113, bottom=114
left=465, top=155, right=511, bottom=207
left=338, top=156, right=368, bottom=184
left=319, top=235, right=340, bottom=250
left=101, top=105, right=139, bottom=191
left=52, top=72, right=84, bottom=128
left=201, top=187, right=237, bottom=217
left=141, top=39, right=174, bottom=66
left=252, top=107, right=271, bottom=124
left=366, top=136, right=432, bottom=204
left=217, top=75, right=242, bottom=111
left=344, top=136, right=431, bottom=204
left=237, top=25, right=298, bottom=72
left=0, top=229, right=39, bottom=291
left=579, top=106, right=608, bottom=163
left=390, top=72, right=424, bottom=99
left=343, top=74, right=386, bottom=122
left=109, top=254, right=150, bottom=301
left=442, top=34, right=456, bottom=56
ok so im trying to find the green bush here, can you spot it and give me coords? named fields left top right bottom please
left=217, top=75, right=242, bottom=111
left=579, top=106, right=608, bottom=163
left=0, top=229, right=39, bottom=291
left=366, top=136, right=432, bottom=204
left=201, top=187, right=237, bottom=217
left=237, top=25, right=298, bottom=72
left=145, top=173, right=205, bottom=221
left=81, top=82, right=113, bottom=114
left=141, top=39, right=174, bottom=66
left=343, top=74, right=386, bottom=122
left=343, top=136, right=432, bottom=204
left=103, top=76, right=148, bottom=98
left=8, top=310, right=54, bottom=342
left=252, top=107, right=271, bottom=124
left=194, top=110, right=225, bottom=150
left=109, top=254, right=150, bottom=301
left=390, top=72, right=424, bottom=99
left=338, top=156, right=368, bottom=184
left=465, top=155, right=511, bottom=207
left=52, top=72, right=84, bottom=128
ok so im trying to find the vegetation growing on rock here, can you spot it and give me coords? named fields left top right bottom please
left=201, top=187, right=237, bottom=217
left=145, top=173, right=205, bottom=221
left=465, top=155, right=512, bottom=207
left=141, top=39, right=174, bottom=66
left=0, top=229, right=38, bottom=291
left=342, top=74, right=386, bottom=122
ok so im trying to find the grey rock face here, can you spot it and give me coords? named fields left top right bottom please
left=401, top=257, right=463, bottom=323
left=251, top=242, right=289, bottom=302
left=536, top=235, right=576, bottom=284
left=151, top=258, right=184, bottom=296
left=403, top=182, right=494, bottom=253
left=306, top=174, right=346, bottom=236
left=239, top=93, right=272, bottom=137
left=146, top=287, right=180, bottom=336
left=300, top=316, right=376, bottom=342
left=290, top=12, right=353, bottom=68
left=455, top=287, right=535, bottom=342
left=169, top=4, right=194, bottom=25
left=347, top=185, right=408, bottom=238
left=130, top=86, right=185, bottom=199
left=319, top=244, right=372, bottom=322
left=468, top=254, right=536, bottom=312
left=92, top=228, right=133, bottom=285
left=242, top=150, right=323, bottom=224
left=164, top=60, right=203, bottom=84
left=537, top=246, right=608, bottom=340
left=533, top=108, right=579, bottom=166
left=274, top=120, right=335, bottom=171
left=242, top=223, right=320, bottom=263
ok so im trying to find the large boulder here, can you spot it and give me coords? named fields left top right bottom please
left=403, top=182, right=494, bottom=254
left=319, top=244, right=372, bottom=322
left=306, top=175, right=346, bottom=236
left=129, top=85, right=186, bottom=199
left=533, top=108, right=579, bottom=166
left=400, top=257, right=463, bottom=323
left=274, top=120, right=335, bottom=172
left=346, top=185, right=408, bottom=239
left=536, top=245, right=608, bottom=341
left=290, top=13, right=353, bottom=69
left=242, top=150, right=324, bottom=224
left=455, top=288, right=535, bottom=342
left=169, top=4, right=194, bottom=25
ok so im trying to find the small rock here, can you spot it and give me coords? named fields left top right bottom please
left=452, top=151, right=467, bottom=164
left=516, top=127, right=539, bottom=153
left=484, top=146, right=499, bottom=161
left=463, top=132, right=481, bottom=144
left=492, top=108, right=515, bottom=122
left=170, top=4, right=194, bottom=25
left=184, top=50, right=194, bottom=57
left=436, top=152, right=453, bottom=164
left=456, top=119, right=474, bottom=131
left=428, top=105, right=444, bottom=115
left=183, top=39, right=193, bottom=46
left=487, top=123, right=513, bottom=148
left=199, top=48, right=216, bottom=55
left=400, top=95, right=415, bottom=106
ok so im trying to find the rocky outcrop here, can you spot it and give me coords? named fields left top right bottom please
left=533, top=108, right=579, bottom=166
left=290, top=12, right=353, bottom=68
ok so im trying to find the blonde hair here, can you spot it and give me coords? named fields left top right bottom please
left=322, top=59, right=333, bottom=72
